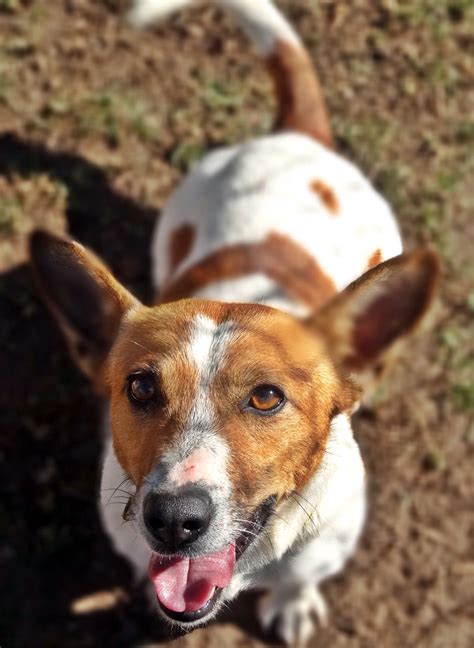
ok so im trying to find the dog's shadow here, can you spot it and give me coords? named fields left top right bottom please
left=0, top=133, right=285, bottom=647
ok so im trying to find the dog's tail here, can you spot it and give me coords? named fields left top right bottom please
left=129, top=0, right=333, bottom=147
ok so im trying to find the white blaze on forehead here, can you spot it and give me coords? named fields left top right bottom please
left=186, top=313, right=235, bottom=429
left=187, top=313, right=236, bottom=391
left=166, top=314, right=236, bottom=488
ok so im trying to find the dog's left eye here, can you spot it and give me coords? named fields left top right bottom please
left=248, top=385, right=285, bottom=413
left=127, top=372, right=157, bottom=405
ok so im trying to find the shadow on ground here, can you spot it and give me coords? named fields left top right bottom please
left=0, top=134, right=161, bottom=647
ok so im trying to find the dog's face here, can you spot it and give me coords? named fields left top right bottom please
left=30, top=231, right=439, bottom=625
left=109, top=300, right=351, bottom=621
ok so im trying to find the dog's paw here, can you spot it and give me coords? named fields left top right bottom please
left=258, top=584, right=328, bottom=646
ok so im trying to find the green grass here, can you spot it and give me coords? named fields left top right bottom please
left=169, top=141, right=205, bottom=172
left=0, top=197, right=22, bottom=235
left=452, top=382, right=474, bottom=412
left=41, top=90, right=161, bottom=147
left=0, top=0, right=19, bottom=12
left=0, top=74, right=8, bottom=102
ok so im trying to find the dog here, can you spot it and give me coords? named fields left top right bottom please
left=29, top=0, right=440, bottom=645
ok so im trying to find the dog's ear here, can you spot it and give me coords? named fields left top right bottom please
left=30, top=230, right=138, bottom=388
left=307, top=249, right=440, bottom=372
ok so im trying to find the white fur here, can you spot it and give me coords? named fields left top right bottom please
left=220, top=414, right=365, bottom=644
left=129, top=0, right=301, bottom=54
left=128, top=0, right=197, bottom=27
left=185, top=314, right=234, bottom=439
left=216, top=0, right=301, bottom=54
left=192, top=274, right=311, bottom=317
left=153, top=134, right=402, bottom=312
left=225, top=414, right=366, bottom=596
left=259, top=584, right=328, bottom=646
left=100, top=435, right=149, bottom=578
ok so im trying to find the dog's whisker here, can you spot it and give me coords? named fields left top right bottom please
left=101, top=487, right=135, bottom=496
left=293, top=490, right=323, bottom=531
left=129, top=339, right=155, bottom=354
left=289, top=493, right=318, bottom=533
left=292, top=489, right=315, bottom=509
left=234, top=527, right=261, bottom=540
left=105, top=476, right=134, bottom=505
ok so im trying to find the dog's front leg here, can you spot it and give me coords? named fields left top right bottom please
left=257, top=537, right=346, bottom=645
left=256, top=529, right=361, bottom=646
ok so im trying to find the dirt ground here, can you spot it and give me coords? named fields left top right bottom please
left=0, top=1, right=473, bottom=647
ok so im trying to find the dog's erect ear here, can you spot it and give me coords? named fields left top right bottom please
left=307, top=249, right=440, bottom=371
left=30, top=230, right=138, bottom=387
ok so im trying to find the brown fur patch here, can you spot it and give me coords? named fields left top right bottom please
left=159, top=232, right=337, bottom=310
left=367, top=249, right=382, bottom=269
left=310, top=180, right=339, bottom=214
left=215, top=313, right=352, bottom=502
left=266, top=40, right=333, bottom=148
left=169, top=224, right=195, bottom=274
left=107, top=301, right=202, bottom=483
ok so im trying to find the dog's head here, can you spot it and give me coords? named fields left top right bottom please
left=30, top=231, right=439, bottom=625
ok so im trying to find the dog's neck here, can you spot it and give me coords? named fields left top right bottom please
left=158, top=231, right=338, bottom=317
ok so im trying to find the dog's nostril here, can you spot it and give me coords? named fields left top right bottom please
left=182, top=518, right=203, bottom=533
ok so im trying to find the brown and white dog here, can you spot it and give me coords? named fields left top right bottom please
left=30, top=0, right=440, bottom=645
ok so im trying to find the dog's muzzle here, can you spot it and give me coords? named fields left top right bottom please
left=145, top=493, right=277, bottom=624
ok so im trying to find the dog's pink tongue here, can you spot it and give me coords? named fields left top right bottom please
left=149, top=545, right=235, bottom=613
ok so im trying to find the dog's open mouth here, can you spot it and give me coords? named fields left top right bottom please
left=148, top=495, right=276, bottom=622
left=149, top=544, right=235, bottom=621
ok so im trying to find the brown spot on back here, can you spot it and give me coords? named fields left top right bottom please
left=367, top=249, right=382, bottom=269
left=169, top=224, right=195, bottom=274
left=310, top=180, right=339, bottom=214
left=266, top=40, right=333, bottom=148
left=159, top=232, right=337, bottom=310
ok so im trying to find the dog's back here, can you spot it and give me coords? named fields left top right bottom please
left=132, top=0, right=403, bottom=314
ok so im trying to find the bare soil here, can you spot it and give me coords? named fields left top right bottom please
left=0, top=1, right=473, bottom=647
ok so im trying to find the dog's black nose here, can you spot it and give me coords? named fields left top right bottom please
left=144, top=488, right=213, bottom=549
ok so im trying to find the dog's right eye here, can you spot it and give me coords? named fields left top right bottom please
left=127, top=372, right=157, bottom=405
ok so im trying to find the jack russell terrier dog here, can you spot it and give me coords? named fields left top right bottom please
left=30, top=0, right=440, bottom=645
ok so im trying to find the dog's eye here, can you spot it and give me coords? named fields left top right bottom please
left=127, top=372, right=157, bottom=405
left=248, top=385, right=285, bottom=413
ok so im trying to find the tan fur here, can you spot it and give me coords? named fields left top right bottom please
left=266, top=40, right=333, bottom=148
left=169, top=224, right=195, bottom=273
left=160, top=232, right=337, bottom=309
left=367, top=249, right=382, bottom=269
left=310, top=179, right=339, bottom=215
left=216, top=312, right=355, bottom=504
